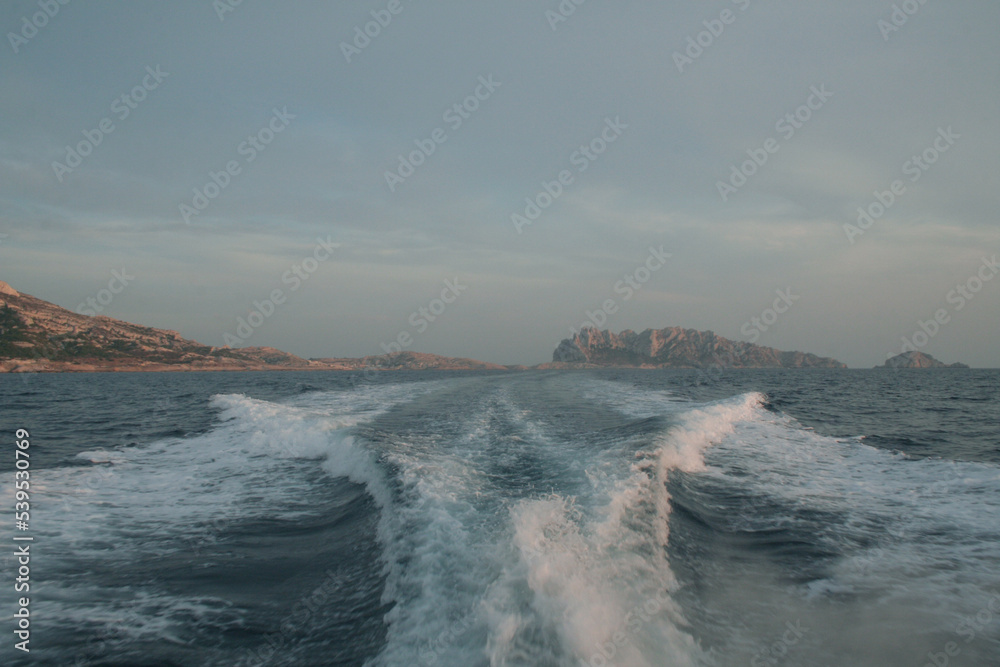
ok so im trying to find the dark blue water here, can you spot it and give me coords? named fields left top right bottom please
left=1, top=369, right=998, bottom=666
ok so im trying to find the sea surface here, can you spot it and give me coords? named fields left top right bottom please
left=1, top=368, right=998, bottom=666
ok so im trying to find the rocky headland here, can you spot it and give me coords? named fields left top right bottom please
left=544, top=327, right=846, bottom=369
left=0, top=280, right=519, bottom=373
left=2, top=280, right=853, bottom=373
left=879, top=351, right=969, bottom=369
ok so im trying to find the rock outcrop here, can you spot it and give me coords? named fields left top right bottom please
left=0, top=280, right=515, bottom=373
left=548, top=327, right=846, bottom=369
left=0, top=281, right=324, bottom=372
left=1, top=280, right=851, bottom=373
left=879, top=351, right=969, bottom=369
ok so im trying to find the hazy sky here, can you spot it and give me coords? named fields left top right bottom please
left=2, top=1, right=998, bottom=366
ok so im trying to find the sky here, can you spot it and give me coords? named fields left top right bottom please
left=1, top=0, right=998, bottom=367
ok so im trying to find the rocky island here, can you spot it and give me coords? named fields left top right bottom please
left=2, top=280, right=848, bottom=373
left=879, top=351, right=969, bottom=369
left=545, top=327, right=846, bottom=369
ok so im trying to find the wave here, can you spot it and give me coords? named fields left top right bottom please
left=0, top=382, right=442, bottom=664
left=365, top=383, right=768, bottom=666
left=6, top=374, right=998, bottom=666
left=654, top=389, right=1000, bottom=665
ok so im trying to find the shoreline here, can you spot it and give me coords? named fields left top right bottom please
left=2, top=362, right=987, bottom=374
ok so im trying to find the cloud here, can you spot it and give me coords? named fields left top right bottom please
left=1, top=0, right=998, bottom=366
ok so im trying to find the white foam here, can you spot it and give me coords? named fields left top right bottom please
left=554, top=379, right=1000, bottom=664
left=358, top=381, right=772, bottom=666
left=579, top=377, right=691, bottom=419
left=475, top=393, right=768, bottom=666
left=685, top=398, right=1000, bottom=663
left=0, top=382, right=434, bottom=644
left=649, top=391, right=767, bottom=474
left=6, top=375, right=996, bottom=666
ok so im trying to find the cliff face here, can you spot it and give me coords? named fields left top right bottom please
left=0, top=280, right=514, bottom=373
left=0, top=280, right=321, bottom=372
left=1, top=280, right=851, bottom=373
left=881, top=351, right=969, bottom=369
left=552, top=327, right=846, bottom=369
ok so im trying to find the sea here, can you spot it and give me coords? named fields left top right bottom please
left=1, top=368, right=998, bottom=667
